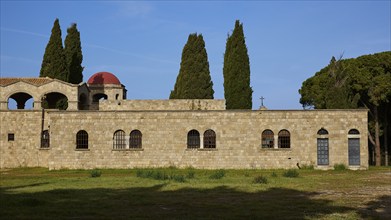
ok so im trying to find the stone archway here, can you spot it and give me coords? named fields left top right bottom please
left=8, top=92, right=34, bottom=109
left=92, top=93, right=108, bottom=103
left=42, top=92, right=68, bottom=110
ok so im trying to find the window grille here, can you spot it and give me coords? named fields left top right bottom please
left=317, top=128, right=329, bottom=135
left=113, top=130, right=126, bottom=149
left=348, top=129, right=360, bottom=135
left=204, top=129, right=216, bottom=148
left=76, top=130, right=88, bottom=149
left=129, top=130, right=142, bottom=148
left=41, top=130, right=49, bottom=148
left=187, top=130, right=200, bottom=148
left=278, top=129, right=290, bottom=148
left=262, top=129, right=274, bottom=148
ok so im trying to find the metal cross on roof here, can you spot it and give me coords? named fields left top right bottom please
left=260, top=96, right=265, bottom=107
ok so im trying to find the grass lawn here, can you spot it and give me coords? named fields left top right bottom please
left=1, top=167, right=390, bottom=219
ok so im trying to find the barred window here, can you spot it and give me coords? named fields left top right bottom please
left=113, top=130, right=126, bottom=149
left=262, top=129, right=274, bottom=148
left=348, top=129, right=360, bottom=135
left=187, top=130, right=200, bottom=148
left=76, top=130, right=88, bottom=149
left=278, top=129, right=290, bottom=148
left=204, top=129, right=216, bottom=148
left=317, top=128, right=329, bottom=135
left=129, top=130, right=142, bottom=148
left=41, top=130, right=49, bottom=148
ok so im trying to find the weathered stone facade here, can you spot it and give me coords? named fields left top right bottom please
left=0, top=73, right=369, bottom=170
left=99, top=99, right=226, bottom=111
left=0, top=78, right=83, bottom=110
left=0, top=109, right=368, bottom=170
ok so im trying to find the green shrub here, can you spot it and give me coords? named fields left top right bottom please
left=209, top=169, right=226, bottom=179
left=90, top=169, right=101, bottom=178
left=283, top=169, right=299, bottom=178
left=136, top=169, right=154, bottom=178
left=136, top=169, right=143, bottom=177
left=334, top=163, right=347, bottom=171
left=186, top=169, right=195, bottom=179
left=172, top=174, right=186, bottom=183
left=253, top=175, right=268, bottom=184
left=153, top=171, right=165, bottom=180
left=301, top=164, right=314, bottom=170
left=136, top=169, right=186, bottom=182
left=271, top=172, right=278, bottom=177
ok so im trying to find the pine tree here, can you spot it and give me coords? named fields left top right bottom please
left=64, top=23, right=84, bottom=84
left=170, top=33, right=214, bottom=99
left=223, top=20, right=253, bottom=109
left=40, top=18, right=67, bottom=81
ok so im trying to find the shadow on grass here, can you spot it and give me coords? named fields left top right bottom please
left=359, top=195, right=391, bottom=219
left=1, top=184, right=355, bottom=219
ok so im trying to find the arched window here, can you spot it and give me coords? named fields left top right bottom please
left=278, top=129, right=290, bottom=148
left=348, top=129, right=360, bottom=135
left=204, top=129, right=216, bottom=148
left=76, top=130, right=88, bottom=149
left=41, top=130, right=50, bottom=148
left=129, top=130, right=142, bottom=148
left=42, top=92, right=68, bottom=110
left=317, top=128, right=329, bottom=166
left=187, top=130, right=200, bottom=148
left=113, top=130, right=126, bottom=149
left=8, top=92, right=34, bottom=110
left=317, top=128, right=329, bottom=135
left=262, top=129, right=274, bottom=148
left=93, top=93, right=108, bottom=103
left=348, top=129, right=360, bottom=166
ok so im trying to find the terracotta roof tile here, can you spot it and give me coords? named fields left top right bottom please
left=0, top=78, right=54, bottom=86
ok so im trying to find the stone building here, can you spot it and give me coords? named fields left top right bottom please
left=0, top=72, right=368, bottom=170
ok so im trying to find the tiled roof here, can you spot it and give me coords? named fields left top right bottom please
left=87, top=72, right=121, bottom=85
left=0, top=78, right=55, bottom=86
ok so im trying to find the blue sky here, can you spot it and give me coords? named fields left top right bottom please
left=1, top=1, right=390, bottom=109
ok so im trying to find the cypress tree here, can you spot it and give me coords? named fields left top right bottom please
left=170, top=33, right=214, bottom=99
left=223, top=20, right=253, bottom=109
left=40, top=18, right=67, bottom=81
left=65, top=23, right=84, bottom=84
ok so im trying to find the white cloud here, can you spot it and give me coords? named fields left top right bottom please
left=0, top=27, right=48, bottom=38
left=112, top=1, right=153, bottom=18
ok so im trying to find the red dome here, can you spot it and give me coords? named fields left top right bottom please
left=87, top=72, right=121, bottom=85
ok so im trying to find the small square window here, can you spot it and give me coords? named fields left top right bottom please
left=8, top=133, right=15, bottom=141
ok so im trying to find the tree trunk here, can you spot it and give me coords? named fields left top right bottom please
left=384, top=105, right=388, bottom=166
left=374, top=107, right=381, bottom=166
left=384, top=126, right=388, bottom=166
left=368, top=133, right=376, bottom=165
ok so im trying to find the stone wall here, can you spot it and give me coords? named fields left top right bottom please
left=0, top=110, right=368, bottom=169
left=0, top=110, right=50, bottom=168
left=87, top=84, right=125, bottom=110
left=0, top=109, right=368, bottom=170
left=99, top=99, right=226, bottom=111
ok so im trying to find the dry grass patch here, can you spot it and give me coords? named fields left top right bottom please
left=1, top=167, right=390, bottom=219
